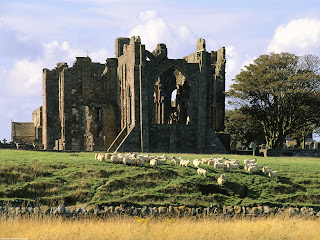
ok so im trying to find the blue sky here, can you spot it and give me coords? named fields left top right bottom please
left=1, top=0, right=320, bottom=141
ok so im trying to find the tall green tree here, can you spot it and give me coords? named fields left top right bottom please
left=228, top=52, right=320, bottom=149
left=225, top=109, right=264, bottom=145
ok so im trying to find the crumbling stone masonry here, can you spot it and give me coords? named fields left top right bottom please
left=109, top=37, right=228, bottom=153
left=13, top=36, right=229, bottom=153
left=11, top=107, right=43, bottom=146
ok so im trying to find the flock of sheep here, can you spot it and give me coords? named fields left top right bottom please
left=95, top=152, right=279, bottom=187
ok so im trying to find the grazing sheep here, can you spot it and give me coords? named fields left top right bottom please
left=207, top=159, right=215, bottom=167
left=193, top=159, right=202, bottom=168
left=158, top=154, right=168, bottom=159
left=105, top=153, right=112, bottom=160
left=262, top=166, right=270, bottom=175
left=244, top=158, right=257, bottom=165
left=247, top=164, right=259, bottom=173
left=123, top=155, right=135, bottom=165
left=95, top=153, right=98, bottom=160
left=156, top=157, right=167, bottom=165
left=170, top=156, right=180, bottom=166
left=213, top=157, right=225, bottom=163
left=213, top=161, right=225, bottom=169
left=129, top=152, right=138, bottom=158
left=245, top=163, right=259, bottom=172
left=224, top=159, right=239, bottom=167
left=110, top=154, right=117, bottom=163
left=226, top=162, right=239, bottom=170
left=144, top=153, right=151, bottom=161
left=201, top=157, right=212, bottom=164
left=96, top=152, right=105, bottom=162
left=268, top=170, right=278, bottom=179
left=217, top=174, right=227, bottom=187
left=197, top=167, right=208, bottom=177
left=150, top=159, right=158, bottom=168
left=135, top=156, right=145, bottom=166
left=110, top=154, right=122, bottom=163
left=180, top=159, right=190, bottom=167
left=117, top=153, right=124, bottom=159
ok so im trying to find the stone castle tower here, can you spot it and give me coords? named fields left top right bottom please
left=14, top=36, right=228, bottom=153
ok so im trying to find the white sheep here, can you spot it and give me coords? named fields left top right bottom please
left=170, top=156, right=180, bottom=166
left=268, top=170, right=278, bottom=179
left=244, top=158, right=257, bottom=165
left=226, top=162, right=239, bottom=170
left=180, top=159, right=190, bottom=167
left=150, top=159, right=158, bottom=168
left=224, top=159, right=239, bottom=167
left=123, top=155, right=135, bottom=165
left=217, top=174, right=227, bottom=187
left=156, top=157, right=167, bottom=165
left=96, top=152, right=105, bottom=162
left=213, top=157, right=225, bottom=163
left=143, top=153, right=151, bottom=162
left=213, top=161, right=225, bottom=169
left=193, top=159, right=202, bottom=168
left=245, top=163, right=259, bottom=172
left=207, top=159, right=215, bottom=167
left=262, top=166, right=270, bottom=174
left=247, top=164, right=259, bottom=173
left=110, top=154, right=122, bottom=163
left=158, top=154, right=168, bottom=159
left=130, top=152, right=138, bottom=158
left=105, top=153, right=112, bottom=160
left=201, top=157, right=212, bottom=164
left=135, top=156, right=145, bottom=166
left=197, top=168, right=208, bottom=177
left=137, top=154, right=151, bottom=163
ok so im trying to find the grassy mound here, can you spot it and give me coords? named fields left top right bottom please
left=0, top=150, right=319, bottom=207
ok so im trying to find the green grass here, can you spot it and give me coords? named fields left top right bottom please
left=0, top=150, right=319, bottom=207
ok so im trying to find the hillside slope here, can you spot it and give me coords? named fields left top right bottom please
left=0, top=150, right=319, bottom=207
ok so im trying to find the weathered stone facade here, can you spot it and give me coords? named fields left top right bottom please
left=14, top=36, right=228, bottom=153
left=11, top=122, right=34, bottom=144
left=11, top=107, right=43, bottom=146
left=108, top=37, right=228, bottom=153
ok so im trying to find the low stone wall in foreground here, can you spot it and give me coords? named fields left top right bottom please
left=0, top=203, right=319, bottom=218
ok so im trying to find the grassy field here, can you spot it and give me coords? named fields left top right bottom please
left=0, top=215, right=319, bottom=240
left=0, top=149, right=319, bottom=207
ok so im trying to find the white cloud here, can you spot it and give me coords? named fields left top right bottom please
left=267, top=18, right=320, bottom=54
left=4, top=58, right=43, bottom=96
left=129, top=10, right=197, bottom=58
left=225, top=46, right=257, bottom=91
left=1, top=40, right=111, bottom=98
left=139, top=10, right=157, bottom=21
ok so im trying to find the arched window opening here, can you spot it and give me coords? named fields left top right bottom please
left=171, top=89, right=177, bottom=107
left=154, top=68, right=191, bottom=125
left=154, top=78, right=164, bottom=124
left=176, top=82, right=191, bottom=125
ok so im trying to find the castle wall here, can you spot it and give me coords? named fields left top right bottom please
left=36, top=36, right=227, bottom=153
left=57, top=57, right=119, bottom=151
left=42, top=63, right=67, bottom=150
left=11, top=122, right=34, bottom=144
left=32, top=106, right=42, bottom=146
left=117, top=38, right=227, bottom=153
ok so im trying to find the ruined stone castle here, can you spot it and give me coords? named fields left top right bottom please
left=12, top=36, right=228, bottom=153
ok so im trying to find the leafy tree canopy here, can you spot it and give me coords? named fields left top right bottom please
left=228, top=52, right=320, bottom=149
left=225, top=109, right=264, bottom=145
